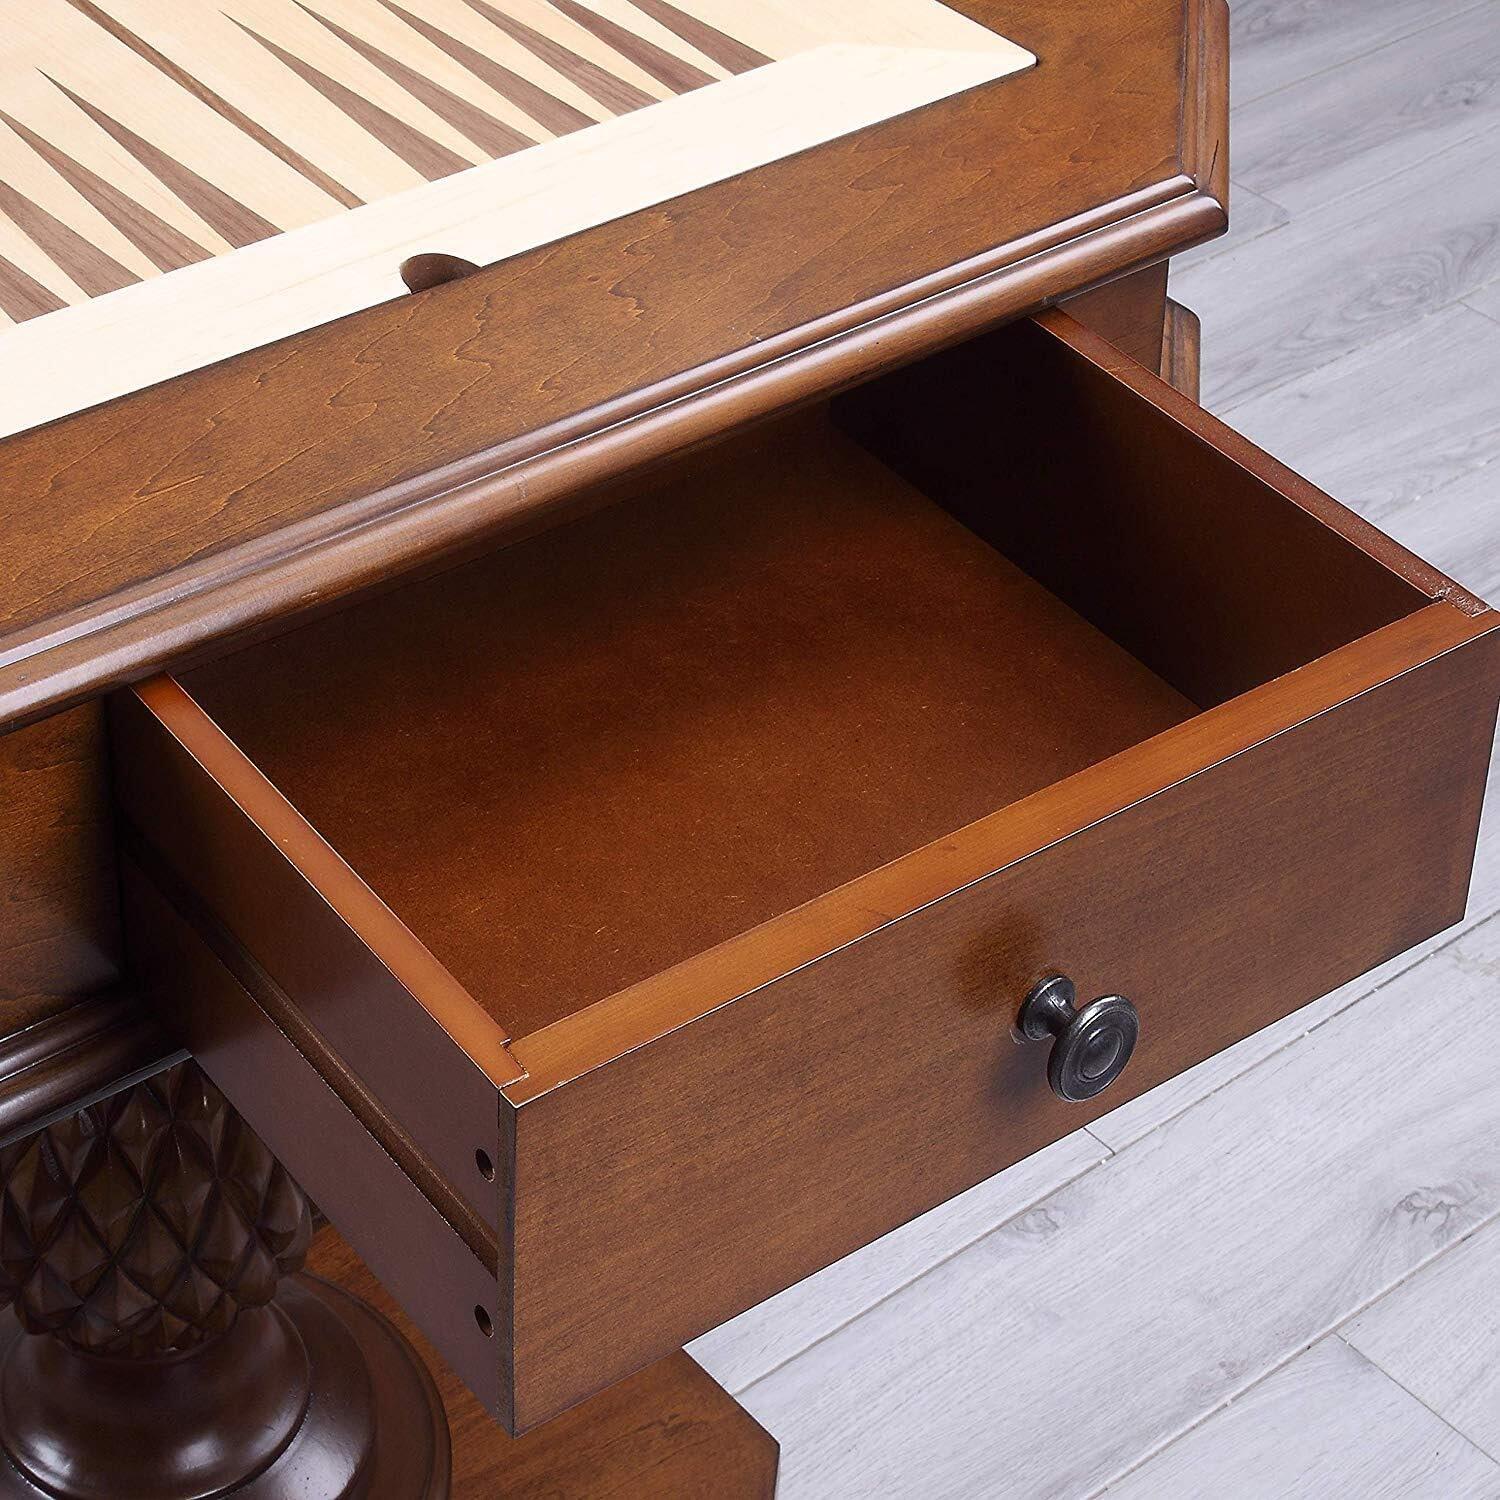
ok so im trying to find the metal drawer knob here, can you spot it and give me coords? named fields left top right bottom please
left=1019, top=974, right=1139, bottom=1102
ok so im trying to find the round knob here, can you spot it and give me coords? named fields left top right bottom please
left=1018, top=974, right=1138, bottom=1102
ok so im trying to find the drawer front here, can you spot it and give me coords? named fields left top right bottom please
left=505, top=620, right=1500, bottom=1427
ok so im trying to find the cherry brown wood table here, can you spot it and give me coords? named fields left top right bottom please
left=2, top=1, right=1498, bottom=1495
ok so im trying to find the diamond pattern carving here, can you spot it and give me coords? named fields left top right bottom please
left=0, top=1061, right=311, bottom=1356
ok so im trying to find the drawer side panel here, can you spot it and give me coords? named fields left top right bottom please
left=121, top=861, right=507, bottom=1423
left=109, top=681, right=514, bottom=1233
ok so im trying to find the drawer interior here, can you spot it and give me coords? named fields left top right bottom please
left=172, top=315, right=1433, bottom=1046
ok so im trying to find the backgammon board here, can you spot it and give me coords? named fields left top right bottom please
left=0, top=0, right=1031, bottom=436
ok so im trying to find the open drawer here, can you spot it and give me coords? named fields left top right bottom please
left=111, top=310, right=1500, bottom=1433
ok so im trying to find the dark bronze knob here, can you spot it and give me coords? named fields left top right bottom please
left=1019, top=974, right=1138, bottom=1102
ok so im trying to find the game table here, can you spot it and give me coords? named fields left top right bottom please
left=1, top=1, right=1496, bottom=1494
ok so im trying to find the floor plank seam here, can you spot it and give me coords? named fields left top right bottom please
left=1304, top=905, right=1500, bottom=1036
left=1087, top=996, right=1357, bottom=1149
left=1227, top=0, right=1496, bottom=114
left=1465, top=292, right=1500, bottom=328
left=725, top=1150, right=1111, bottom=1398
left=1080, top=1355, right=1300, bottom=1500
left=1332, top=1331, right=1500, bottom=1469
left=1425, top=448, right=1500, bottom=504
left=1082, top=1205, right=1500, bottom=1500
left=1214, top=292, right=1500, bottom=419
left=1237, top=115, right=1500, bottom=223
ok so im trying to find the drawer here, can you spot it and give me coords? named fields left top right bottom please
left=111, top=309, right=1500, bottom=1433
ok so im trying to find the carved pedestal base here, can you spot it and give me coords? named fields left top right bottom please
left=0, top=1043, right=775, bottom=1498
left=0, top=1061, right=449, bottom=1499
left=0, top=1275, right=447, bottom=1499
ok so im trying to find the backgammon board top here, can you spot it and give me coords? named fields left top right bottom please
left=0, top=0, right=1226, bottom=730
left=0, top=0, right=1034, bottom=435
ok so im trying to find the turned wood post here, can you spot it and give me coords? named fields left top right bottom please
left=0, top=1057, right=449, bottom=1499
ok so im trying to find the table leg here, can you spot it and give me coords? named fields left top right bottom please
left=1061, top=263, right=1170, bottom=373
left=0, top=1058, right=449, bottom=1498
left=1162, top=299, right=1203, bottom=403
left=1061, top=265, right=1202, bottom=403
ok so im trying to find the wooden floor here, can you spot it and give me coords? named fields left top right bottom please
left=686, top=2, right=1500, bottom=1494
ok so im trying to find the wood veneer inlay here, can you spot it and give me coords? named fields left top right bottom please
left=0, top=0, right=1032, bottom=433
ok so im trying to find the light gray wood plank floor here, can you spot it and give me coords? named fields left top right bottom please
left=1103, top=1339, right=1500, bottom=1500
left=1344, top=1215, right=1500, bottom=1463
left=1469, top=279, right=1500, bottom=324
left=1230, top=6, right=1500, bottom=216
left=1227, top=0, right=1491, bottom=107
left=690, top=4, right=1500, bottom=1493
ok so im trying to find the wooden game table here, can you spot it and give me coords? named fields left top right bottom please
left=1, top=1, right=1496, bottom=1494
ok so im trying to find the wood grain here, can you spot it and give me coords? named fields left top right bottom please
left=308, top=1228, right=780, bottom=1499
left=0, top=255, right=65, bottom=321
left=1060, top=261, right=1171, bottom=373
left=121, top=859, right=507, bottom=1424
left=0, top=0, right=1028, bottom=335
left=628, top=0, right=772, bottom=75
left=0, top=991, right=178, bottom=1149
left=1089, top=730, right=1500, bottom=1151
left=1176, top=127, right=1500, bottom=410
left=0, top=109, right=210, bottom=272
left=227, top=18, right=473, bottom=181
left=546, top=0, right=715, bottom=92
left=1178, top=179, right=1288, bottom=269
left=178, top=408, right=1196, bottom=1042
left=110, top=678, right=523, bottom=1243
left=837, top=311, right=1441, bottom=710
left=61, top=0, right=361, bottom=208
left=1384, top=462, right=1500, bottom=612
left=1344, top=1205, right=1500, bottom=1461
left=0, top=38, right=1032, bottom=444
left=1086, top=727, right=1500, bottom=1151
left=1228, top=0, right=1481, bottom=107
left=0, top=705, right=119, bottom=1021
left=1468, top=279, right=1500, bottom=324
left=506, top=607, right=1500, bottom=1427
left=45, top=78, right=280, bottom=249
left=290, top=4, right=540, bottom=158
left=689, top=1128, right=1106, bottom=1395
left=110, top=305, right=1500, bottom=1429
left=734, top=916, right=1500, bottom=1497
left=1161, top=298, right=1201, bottom=401
left=0, top=0, right=1226, bottom=730
left=0, top=176, right=136, bottom=296
left=380, top=2, right=598, bottom=137
left=1225, top=304, right=1500, bottom=527
left=695, top=19, right=1500, bottom=1490
left=1104, top=1337, right=1500, bottom=1499
left=1234, top=5, right=1500, bottom=216
left=452, top=0, right=656, bottom=115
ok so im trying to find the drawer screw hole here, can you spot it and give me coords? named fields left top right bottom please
left=475, top=1305, right=494, bottom=1338
left=475, top=1148, right=495, bottom=1182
